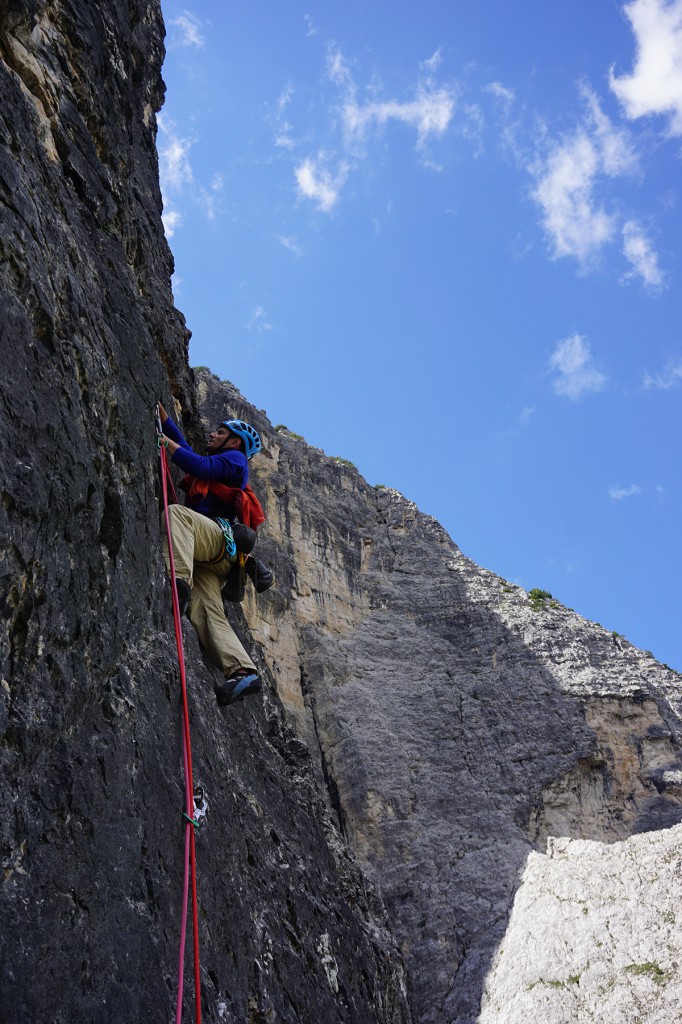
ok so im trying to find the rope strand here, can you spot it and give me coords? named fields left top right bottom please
left=159, top=438, right=202, bottom=1024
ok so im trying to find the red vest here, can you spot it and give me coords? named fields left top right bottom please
left=180, top=476, right=266, bottom=530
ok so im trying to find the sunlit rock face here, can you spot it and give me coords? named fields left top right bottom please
left=197, top=370, right=682, bottom=1024
left=479, top=826, right=682, bottom=1024
left=0, top=8, right=411, bottom=1023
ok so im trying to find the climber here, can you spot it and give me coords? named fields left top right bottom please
left=157, top=401, right=264, bottom=706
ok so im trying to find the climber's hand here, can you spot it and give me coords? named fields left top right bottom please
left=158, top=432, right=179, bottom=454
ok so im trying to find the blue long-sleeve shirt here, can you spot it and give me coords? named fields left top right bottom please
left=164, top=416, right=248, bottom=518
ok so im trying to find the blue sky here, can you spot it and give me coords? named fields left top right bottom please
left=158, top=0, right=682, bottom=671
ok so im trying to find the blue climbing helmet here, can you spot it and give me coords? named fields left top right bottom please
left=221, top=419, right=262, bottom=460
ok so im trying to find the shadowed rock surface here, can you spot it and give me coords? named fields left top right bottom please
left=0, top=6, right=410, bottom=1023
left=196, top=371, right=682, bottom=1024
left=2, top=4, right=682, bottom=1024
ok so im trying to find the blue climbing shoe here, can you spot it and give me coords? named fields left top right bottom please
left=215, top=672, right=262, bottom=707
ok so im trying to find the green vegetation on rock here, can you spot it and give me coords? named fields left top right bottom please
left=528, top=588, right=554, bottom=611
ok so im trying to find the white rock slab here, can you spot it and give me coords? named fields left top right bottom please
left=479, top=825, right=682, bottom=1024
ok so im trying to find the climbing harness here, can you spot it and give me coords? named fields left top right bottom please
left=157, top=405, right=202, bottom=1024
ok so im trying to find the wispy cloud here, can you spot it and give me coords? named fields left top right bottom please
left=486, top=81, right=515, bottom=104
left=271, top=85, right=297, bottom=149
left=549, top=334, right=607, bottom=399
left=622, top=219, right=666, bottom=289
left=198, top=173, right=225, bottom=220
left=609, top=483, right=642, bottom=500
left=168, top=10, right=205, bottom=49
left=342, top=84, right=456, bottom=150
left=610, top=0, right=682, bottom=136
left=294, top=155, right=349, bottom=212
left=327, top=46, right=354, bottom=88
left=245, top=306, right=274, bottom=333
left=531, top=89, right=637, bottom=266
left=643, top=357, right=682, bottom=388
left=157, top=115, right=194, bottom=237
left=278, top=234, right=303, bottom=255
left=292, top=44, right=457, bottom=212
left=303, top=13, right=317, bottom=38
left=519, top=405, right=535, bottom=424
left=158, top=115, right=194, bottom=191
left=163, top=208, right=181, bottom=237
left=157, top=115, right=226, bottom=234
left=420, top=48, right=443, bottom=73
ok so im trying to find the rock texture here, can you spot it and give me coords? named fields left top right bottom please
left=0, top=6, right=410, bottom=1023
left=479, top=825, right=682, bottom=1024
left=196, top=371, right=682, bottom=1024
left=2, top=4, right=682, bottom=1024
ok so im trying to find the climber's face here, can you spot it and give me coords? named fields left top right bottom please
left=206, top=426, right=240, bottom=454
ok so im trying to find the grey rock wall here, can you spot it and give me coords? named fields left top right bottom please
left=0, top=6, right=411, bottom=1023
left=2, top=3, right=681, bottom=1023
left=196, top=372, right=682, bottom=1024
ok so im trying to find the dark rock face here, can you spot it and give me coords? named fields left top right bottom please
left=0, top=6, right=410, bottom=1023
left=195, top=372, right=682, bottom=1024
left=3, top=4, right=681, bottom=1024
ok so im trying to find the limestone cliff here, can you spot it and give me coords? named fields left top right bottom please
left=196, top=371, right=682, bottom=1024
left=2, top=5, right=681, bottom=1024
left=0, top=5, right=410, bottom=1023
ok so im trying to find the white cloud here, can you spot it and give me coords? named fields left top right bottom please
left=275, top=126, right=296, bottom=149
left=169, top=11, right=205, bottom=49
left=157, top=115, right=194, bottom=191
left=245, top=306, right=274, bottom=333
left=487, top=81, right=515, bottom=103
left=157, top=116, right=192, bottom=237
left=421, top=48, right=443, bottom=73
left=272, top=85, right=297, bottom=148
left=278, top=234, right=303, bottom=255
left=531, top=90, right=637, bottom=265
left=550, top=334, right=607, bottom=399
left=582, top=87, right=638, bottom=174
left=643, top=357, right=682, bottom=388
left=162, top=208, right=181, bottom=238
left=327, top=47, right=354, bottom=88
left=343, top=83, right=456, bottom=150
left=198, top=173, right=225, bottom=220
left=609, top=483, right=642, bottom=500
left=610, top=0, right=682, bottom=136
left=303, top=14, right=317, bottom=38
left=519, top=405, right=535, bottom=424
left=278, top=85, right=294, bottom=110
left=294, top=45, right=457, bottom=212
left=533, top=133, right=614, bottom=261
left=157, top=115, right=226, bottom=230
left=622, top=219, right=666, bottom=288
left=295, top=156, right=349, bottom=212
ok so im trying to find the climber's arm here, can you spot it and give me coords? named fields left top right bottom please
left=158, top=415, right=191, bottom=456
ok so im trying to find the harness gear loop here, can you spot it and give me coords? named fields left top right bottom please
left=213, top=516, right=237, bottom=560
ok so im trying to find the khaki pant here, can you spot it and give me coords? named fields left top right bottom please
left=162, top=504, right=256, bottom=679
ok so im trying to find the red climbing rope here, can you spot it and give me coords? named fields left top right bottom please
left=158, top=422, right=202, bottom=1024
